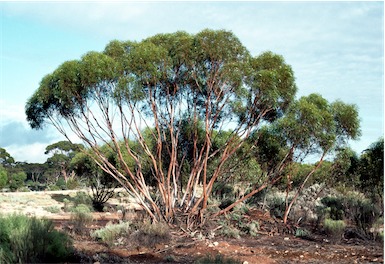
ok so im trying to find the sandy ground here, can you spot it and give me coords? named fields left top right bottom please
left=0, top=188, right=139, bottom=218
left=0, top=189, right=383, bottom=264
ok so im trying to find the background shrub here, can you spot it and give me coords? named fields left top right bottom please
left=320, top=193, right=382, bottom=239
left=45, top=205, right=61, bottom=214
left=72, top=191, right=93, bottom=209
left=342, top=195, right=381, bottom=238
left=321, top=196, right=344, bottom=220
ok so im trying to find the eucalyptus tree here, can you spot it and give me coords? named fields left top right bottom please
left=0, top=148, right=15, bottom=168
left=26, top=29, right=303, bottom=225
left=215, top=94, right=360, bottom=225
left=45, top=140, right=84, bottom=183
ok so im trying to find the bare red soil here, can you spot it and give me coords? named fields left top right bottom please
left=53, top=211, right=383, bottom=264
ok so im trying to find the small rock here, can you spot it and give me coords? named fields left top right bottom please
left=243, top=261, right=249, bottom=264
left=208, top=243, right=214, bottom=247
left=284, top=237, right=290, bottom=241
left=300, top=255, right=304, bottom=258
left=213, top=241, right=219, bottom=247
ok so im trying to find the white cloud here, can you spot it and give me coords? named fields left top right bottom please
left=0, top=99, right=26, bottom=124
left=6, top=142, right=49, bottom=163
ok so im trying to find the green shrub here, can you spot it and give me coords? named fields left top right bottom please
left=130, top=220, right=170, bottom=248
left=18, top=186, right=30, bottom=192
left=194, top=254, right=242, bottom=264
left=55, top=177, right=67, bottom=190
left=321, top=196, right=344, bottom=220
left=48, top=185, right=61, bottom=191
left=243, top=220, right=259, bottom=237
left=213, top=182, right=235, bottom=199
left=72, top=191, right=93, bottom=209
left=219, top=198, right=235, bottom=210
left=63, top=198, right=71, bottom=212
left=269, top=196, right=286, bottom=219
left=321, top=193, right=382, bottom=238
left=9, top=171, right=27, bottom=191
left=0, top=166, right=7, bottom=189
left=343, top=196, right=380, bottom=237
left=295, top=228, right=311, bottom=238
left=0, top=214, right=72, bottom=263
left=45, top=206, right=61, bottom=213
left=71, top=204, right=93, bottom=234
left=91, top=221, right=131, bottom=246
left=245, top=187, right=269, bottom=206
left=219, top=220, right=241, bottom=239
left=66, top=178, right=81, bottom=190
left=324, top=218, right=346, bottom=240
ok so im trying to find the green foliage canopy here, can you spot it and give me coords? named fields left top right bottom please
left=24, top=29, right=360, bottom=223
left=0, top=165, right=7, bottom=189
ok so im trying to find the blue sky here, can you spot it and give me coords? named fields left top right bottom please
left=0, top=1, right=383, bottom=163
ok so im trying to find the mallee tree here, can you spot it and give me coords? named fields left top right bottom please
left=25, top=29, right=359, bottom=226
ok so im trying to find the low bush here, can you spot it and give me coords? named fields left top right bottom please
left=324, top=218, right=346, bottom=241
left=130, top=220, right=171, bottom=248
left=71, top=204, right=93, bottom=235
left=343, top=195, right=381, bottom=238
left=45, top=205, right=61, bottom=213
left=0, top=214, right=73, bottom=263
left=72, top=191, right=93, bottom=209
left=91, top=221, right=131, bottom=246
left=268, top=195, right=286, bottom=219
left=242, top=220, right=259, bottom=237
left=295, top=228, right=311, bottom=239
left=220, top=223, right=241, bottom=239
left=320, top=192, right=382, bottom=239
